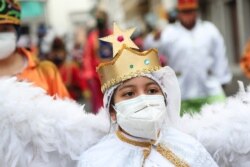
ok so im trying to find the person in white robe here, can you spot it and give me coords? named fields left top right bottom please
left=159, top=0, right=232, bottom=115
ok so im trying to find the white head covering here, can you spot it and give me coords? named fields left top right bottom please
left=103, top=66, right=181, bottom=129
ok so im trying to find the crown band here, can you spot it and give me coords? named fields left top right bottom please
left=100, top=66, right=161, bottom=92
left=97, top=45, right=161, bottom=92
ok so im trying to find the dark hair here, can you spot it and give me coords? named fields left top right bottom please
left=109, top=90, right=116, bottom=114
left=52, top=37, right=65, bottom=51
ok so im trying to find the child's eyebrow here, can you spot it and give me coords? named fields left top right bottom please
left=117, top=85, right=134, bottom=91
left=146, top=82, right=159, bottom=87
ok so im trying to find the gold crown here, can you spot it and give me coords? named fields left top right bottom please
left=97, top=23, right=161, bottom=92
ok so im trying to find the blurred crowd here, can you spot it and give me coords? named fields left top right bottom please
left=2, top=0, right=250, bottom=114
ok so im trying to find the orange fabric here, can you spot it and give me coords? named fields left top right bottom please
left=17, top=48, right=70, bottom=98
left=240, top=41, right=250, bottom=78
left=240, top=53, right=250, bottom=78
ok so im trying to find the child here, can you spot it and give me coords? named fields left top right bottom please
left=77, top=23, right=218, bottom=167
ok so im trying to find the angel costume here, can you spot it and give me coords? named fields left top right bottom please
left=78, top=23, right=217, bottom=167
left=78, top=67, right=218, bottom=166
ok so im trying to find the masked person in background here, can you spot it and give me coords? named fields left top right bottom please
left=0, top=0, right=69, bottom=98
left=158, top=0, right=232, bottom=115
left=82, top=9, right=112, bottom=113
left=78, top=23, right=218, bottom=167
left=48, top=37, right=86, bottom=101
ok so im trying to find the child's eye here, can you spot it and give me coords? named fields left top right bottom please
left=147, top=88, right=159, bottom=94
left=148, top=89, right=156, bottom=94
left=122, top=91, right=134, bottom=97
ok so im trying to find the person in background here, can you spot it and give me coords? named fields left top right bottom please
left=159, top=0, right=232, bottom=115
left=48, top=37, right=86, bottom=101
left=168, top=9, right=177, bottom=24
left=82, top=9, right=112, bottom=113
left=240, top=39, right=250, bottom=78
left=143, top=26, right=167, bottom=67
left=37, top=23, right=48, bottom=60
left=17, top=25, right=31, bottom=50
left=143, top=14, right=169, bottom=67
left=0, top=0, right=69, bottom=98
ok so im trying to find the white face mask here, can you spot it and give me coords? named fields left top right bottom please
left=114, top=95, right=167, bottom=140
left=0, top=32, right=17, bottom=60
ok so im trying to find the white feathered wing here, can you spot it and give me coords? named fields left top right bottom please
left=2, top=77, right=250, bottom=167
left=178, top=82, right=250, bottom=167
left=0, top=77, right=109, bottom=167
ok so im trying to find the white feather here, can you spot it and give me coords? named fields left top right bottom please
left=178, top=82, right=250, bottom=167
left=0, top=77, right=109, bottom=167
left=2, top=77, right=250, bottom=167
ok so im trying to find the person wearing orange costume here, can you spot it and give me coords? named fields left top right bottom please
left=48, top=37, right=86, bottom=100
left=0, top=0, right=69, bottom=98
left=240, top=39, right=250, bottom=78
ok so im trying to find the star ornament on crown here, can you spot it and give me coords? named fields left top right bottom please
left=97, top=23, right=161, bottom=92
left=100, top=23, right=139, bottom=56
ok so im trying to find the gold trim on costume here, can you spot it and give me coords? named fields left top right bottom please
left=156, top=144, right=189, bottom=167
left=116, top=130, right=152, bottom=148
left=116, top=130, right=190, bottom=167
left=116, top=130, right=152, bottom=165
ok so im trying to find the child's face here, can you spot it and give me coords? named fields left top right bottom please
left=110, top=77, right=163, bottom=121
left=114, top=77, right=163, bottom=104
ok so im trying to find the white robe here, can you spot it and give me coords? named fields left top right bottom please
left=159, top=20, right=232, bottom=100
left=78, top=127, right=218, bottom=167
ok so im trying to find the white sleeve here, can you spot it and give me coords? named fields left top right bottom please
left=144, top=34, right=158, bottom=50
left=208, top=22, right=232, bottom=84
left=158, top=28, right=170, bottom=59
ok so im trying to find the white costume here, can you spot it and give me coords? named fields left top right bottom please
left=144, top=33, right=161, bottom=50
left=160, top=20, right=232, bottom=100
left=78, top=66, right=218, bottom=167
left=78, top=127, right=217, bottom=167
left=1, top=71, right=250, bottom=167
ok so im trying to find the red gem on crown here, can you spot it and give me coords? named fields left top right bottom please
left=117, top=36, right=124, bottom=42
